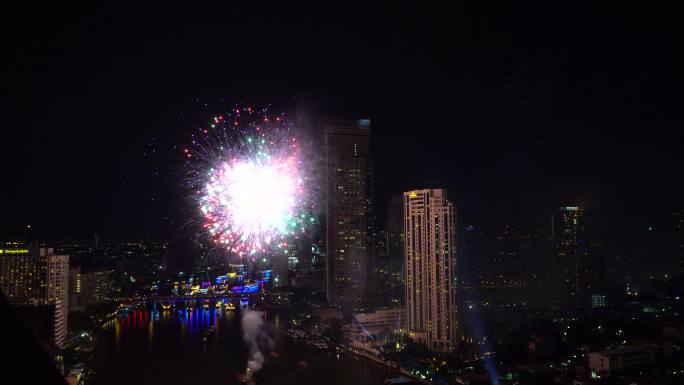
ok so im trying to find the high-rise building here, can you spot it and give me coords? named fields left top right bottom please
left=69, top=267, right=109, bottom=311
left=458, top=224, right=482, bottom=287
left=404, top=189, right=457, bottom=352
left=324, top=118, right=373, bottom=310
left=0, top=246, right=46, bottom=301
left=551, top=206, right=588, bottom=311
left=44, top=249, right=69, bottom=308
left=374, top=229, right=404, bottom=307
left=673, top=210, right=684, bottom=274
left=45, top=250, right=69, bottom=347
left=0, top=246, right=69, bottom=348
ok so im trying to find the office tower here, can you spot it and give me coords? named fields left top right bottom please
left=69, top=267, right=109, bottom=311
left=374, top=229, right=404, bottom=307
left=551, top=206, right=588, bottom=311
left=404, top=189, right=457, bottom=352
left=324, top=118, right=372, bottom=310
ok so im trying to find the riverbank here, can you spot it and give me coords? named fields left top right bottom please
left=283, top=331, right=425, bottom=384
left=341, top=344, right=426, bottom=383
left=89, top=307, right=397, bottom=385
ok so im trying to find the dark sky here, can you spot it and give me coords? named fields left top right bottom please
left=2, top=3, right=682, bottom=240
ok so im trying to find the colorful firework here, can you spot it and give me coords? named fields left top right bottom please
left=185, top=105, right=314, bottom=257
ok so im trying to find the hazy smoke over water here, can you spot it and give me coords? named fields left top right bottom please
left=241, top=308, right=272, bottom=380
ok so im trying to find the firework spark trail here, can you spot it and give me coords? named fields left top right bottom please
left=185, top=104, right=315, bottom=258
left=184, top=104, right=314, bottom=380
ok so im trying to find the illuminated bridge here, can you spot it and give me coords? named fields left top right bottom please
left=149, top=293, right=262, bottom=302
left=122, top=294, right=264, bottom=310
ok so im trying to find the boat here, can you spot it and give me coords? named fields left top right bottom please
left=115, top=307, right=131, bottom=318
left=384, top=377, right=418, bottom=385
left=202, top=326, right=216, bottom=337
left=235, top=372, right=256, bottom=385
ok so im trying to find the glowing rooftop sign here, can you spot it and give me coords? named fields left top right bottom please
left=0, top=249, right=30, bottom=254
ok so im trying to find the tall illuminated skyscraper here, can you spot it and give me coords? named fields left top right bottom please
left=324, top=118, right=372, bottom=309
left=551, top=206, right=588, bottom=311
left=404, top=189, right=456, bottom=352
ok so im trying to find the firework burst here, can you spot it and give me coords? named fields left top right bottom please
left=185, top=104, right=314, bottom=257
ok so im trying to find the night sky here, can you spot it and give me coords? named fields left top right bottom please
left=3, top=3, right=682, bottom=240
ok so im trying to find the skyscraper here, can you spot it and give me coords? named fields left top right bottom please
left=324, top=118, right=372, bottom=309
left=551, top=206, right=588, bottom=311
left=46, top=250, right=69, bottom=347
left=404, top=189, right=456, bottom=352
left=372, top=194, right=404, bottom=307
left=673, top=210, right=684, bottom=274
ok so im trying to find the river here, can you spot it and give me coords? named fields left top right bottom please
left=91, top=303, right=396, bottom=385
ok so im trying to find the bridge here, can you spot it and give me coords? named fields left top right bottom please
left=150, top=293, right=259, bottom=301
left=140, top=293, right=261, bottom=306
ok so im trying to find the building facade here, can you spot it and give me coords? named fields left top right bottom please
left=348, top=308, right=405, bottom=345
left=69, top=267, right=109, bottom=311
left=588, top=345, right=658, bottom=374
left=0, top=246, right=46, bottom=301
left=324, top=118, right=373, bottom=310
left=404, top=189, right=457, bottom=352
left=0, top=246, right=69, bottom=348
left=551, top=206, right=588, bottom=311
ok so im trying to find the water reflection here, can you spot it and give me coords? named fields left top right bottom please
left=104, top=301, right=235, bottom=347
left=94, top=300, right=394, bottom=385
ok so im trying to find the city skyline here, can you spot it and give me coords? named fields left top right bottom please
left=2, top=3, right=684, bottom=385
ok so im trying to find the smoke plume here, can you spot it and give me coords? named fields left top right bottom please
left=241, top=308, right=272, bottom=380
